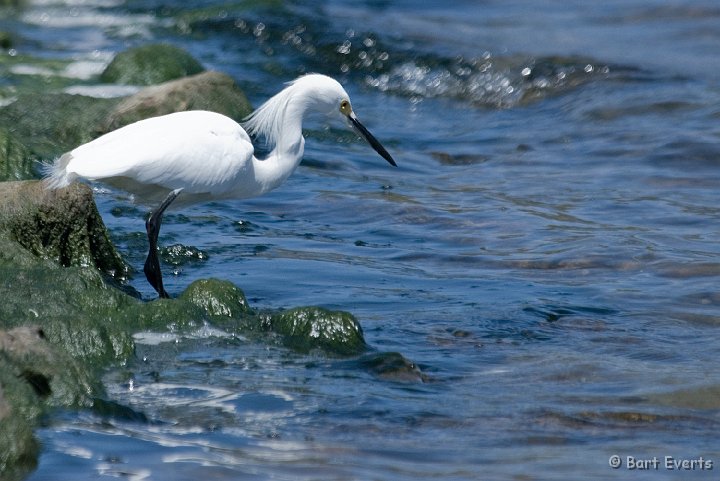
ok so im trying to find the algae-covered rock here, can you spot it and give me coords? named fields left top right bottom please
left=0, top=128, right=33, bottom=181
left=0, top=31, right=12, bottom=50
left=0, top=93, right=117, bottom=160
left=0, top=180, right=136, bottom=364
left=0, top=401, right=37, bottom=481
left=0, top=325, right=102, bottom=480
left=0, top=325, right=100, bottom=409
left=0, top=180, right=128, bottom=278
left=180, top=278, right=251, bottom=320
left=102, top=71, right=253, bottom=132
left=266, top=307, right=367, bottom=355
left=0, top=0, right=23, bottom=8
left=100, top=43, right=205, bottom=86
left=0, top=235, right=136, bottom=363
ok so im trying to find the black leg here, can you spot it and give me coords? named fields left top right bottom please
left=143, top=189, right=182, bottom=299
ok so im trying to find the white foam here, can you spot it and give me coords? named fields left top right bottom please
left=64, top=84, right=140, bottom=98
left=10, top=64, right=55, bottom=76
left=132, top=331, right=180, bottom=346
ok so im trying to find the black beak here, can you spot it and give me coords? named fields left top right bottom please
left=348, top=113, right=397, bottom=167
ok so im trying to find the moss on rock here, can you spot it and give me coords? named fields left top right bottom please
left=0, top=181, right=128, bottom=278
left=0, top=94, right=116, bottom=161
left=0, top=325, right=103, bottom=480
left=180, top=278, right=251, bottom=320
left=265, top=307, right=367, bottom=355
left=0, top=31, right=12, bottom=50
left=100, top=43, right=205, bottom=86
left=0, top=128, right=33, bottom=182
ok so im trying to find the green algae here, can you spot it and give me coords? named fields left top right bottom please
left=180, top=278, right=251, bottom=319
left=100, top=43, right=205, bottom=86
left=0, top=93, right=116, bottom=161
left=0, top=325, right=102, bottom=480
left=0, top=128, right=33, bottom=182
left=264, top=307, right=367, bottom=355
left=0, top=181, right=128, bottom=278
left=0, top=32, right=11, bottom=49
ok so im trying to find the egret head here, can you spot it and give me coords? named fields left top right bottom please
left=301, top=74, right=397, bottom=167
left=244, top=74, right=396, bottom=167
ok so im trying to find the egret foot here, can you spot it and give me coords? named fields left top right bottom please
left=143, top=188, right=182, bottom=299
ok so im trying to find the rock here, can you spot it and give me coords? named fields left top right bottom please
left=0, top=180, right=128, bottom=278
left=0, top=399, right=37, bottom=481
left=180, top=278, right=251, bottom=320
left=0, top=325, right=100, bottom=408
left=0, top=129, right=33, bottom=182
left=0, top=93, right=117, bottom=161
left=0, top=0, right=23, bottom=8
left=102, top=71, right=253, bottom=132
left=265, top=307, right=367, bottom=355
left=100, top=43, right=205, bottom=86
left=0, top=325, right=102, bottom=481
left=357, top=352, right=427, bottom=382
left=0, top=31, right=12, bottom=49
left=0, top=181, right=136, bottom=365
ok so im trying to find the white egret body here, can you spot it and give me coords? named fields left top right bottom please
left=44, top=74, right=396, bottom=298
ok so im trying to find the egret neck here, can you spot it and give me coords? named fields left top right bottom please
left=250, top=130, right=305, bottom=197
left=242, top=80, right=324, bottom=197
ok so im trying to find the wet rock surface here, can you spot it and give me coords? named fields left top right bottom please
left=264, top=307, right=367, bottom=355
left=0, top=181, right=128, bottom=277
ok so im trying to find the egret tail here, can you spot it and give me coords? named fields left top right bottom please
left=42, top=153, right=78, bottom=189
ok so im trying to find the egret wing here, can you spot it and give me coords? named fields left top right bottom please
left=66, top=111, right=254, bottom=195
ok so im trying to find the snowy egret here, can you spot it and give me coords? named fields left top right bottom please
left=44, top=74, right=396, bottom=298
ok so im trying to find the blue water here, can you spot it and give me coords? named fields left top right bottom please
left=3, top=0, right=720, bottom=479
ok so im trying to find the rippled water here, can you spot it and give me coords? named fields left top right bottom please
left=4, top=0, right=720, bottom=479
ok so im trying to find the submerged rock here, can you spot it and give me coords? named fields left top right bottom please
left=100, top=43, right=205, bottom=86
left=357, top=351, right=427, bottom=382
left=264, top=307, right=367, bottom=355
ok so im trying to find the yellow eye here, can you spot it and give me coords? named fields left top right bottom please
left=340, top=99, right=351, bottom=115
